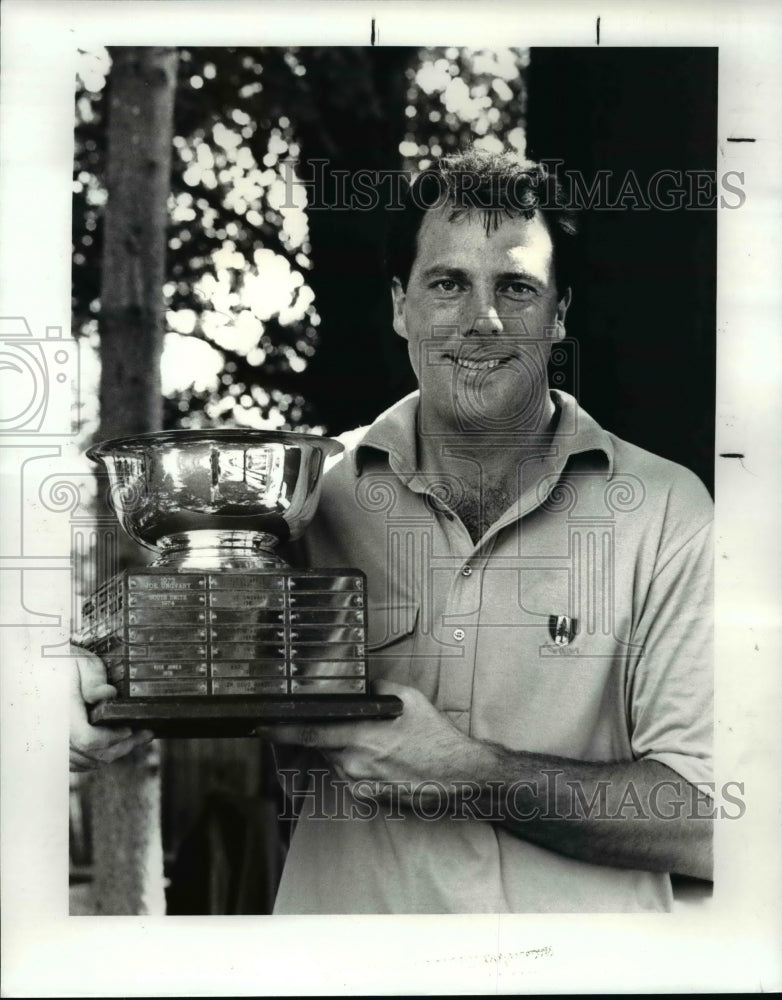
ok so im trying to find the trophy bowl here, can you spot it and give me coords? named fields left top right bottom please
left=88, top=428, right=345, bottom=568
left=76, top=429, right=403, bottom=735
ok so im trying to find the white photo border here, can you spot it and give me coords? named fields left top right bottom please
left=1, top=0, right=780, bottom=995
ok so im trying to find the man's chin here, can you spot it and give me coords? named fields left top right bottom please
left=423, top=382, right=551, bottom=438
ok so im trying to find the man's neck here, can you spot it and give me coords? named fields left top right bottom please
left=416, top=392, right=560, bottom=483
left=415, top=393, right=561, bottom=544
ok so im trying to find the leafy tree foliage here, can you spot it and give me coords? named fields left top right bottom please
left=73, top=46, right=529, bottom=437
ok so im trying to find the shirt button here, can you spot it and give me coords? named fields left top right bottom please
left=461, top=566, right=473, bottom=577
left=453, top=628, right=466, bottom=641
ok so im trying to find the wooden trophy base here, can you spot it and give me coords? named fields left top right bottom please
left=89, top=694, right=404, bottom=737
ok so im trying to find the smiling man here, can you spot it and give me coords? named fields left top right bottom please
left=387, top=160, right=572, bottom=542
left=262, top=149, right=714, bottom=913
left=71, top=149, right=714, bottom=914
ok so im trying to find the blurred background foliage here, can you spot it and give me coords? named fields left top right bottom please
left=73, top=46, right=529, bottom=441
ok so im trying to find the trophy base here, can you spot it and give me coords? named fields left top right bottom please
left=89, top=695, right=403, bottom=737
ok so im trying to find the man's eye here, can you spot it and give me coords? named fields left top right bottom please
left=502, top=281, right=535, bottom=298
left=430, top=279, right=462, bottom=293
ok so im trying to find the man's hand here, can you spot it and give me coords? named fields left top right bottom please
left=69, top=646, right=153, bottom=772
left=258, top=679, right=489, bottom=806
left=259, top=679, right=712, bottom=879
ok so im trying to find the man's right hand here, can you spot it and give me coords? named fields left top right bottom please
left=69, top=646, right=154, bottom=772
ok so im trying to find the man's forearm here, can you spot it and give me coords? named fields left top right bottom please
left=469, top=743, right=713, bottom=880
left=261, top=681, right=713, bottom=881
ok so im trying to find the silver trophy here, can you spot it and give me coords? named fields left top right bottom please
left=73, top=429, right=402, bottom=736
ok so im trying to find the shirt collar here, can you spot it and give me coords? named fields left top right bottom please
left=549, top=389, right=615, bottom=479
left=353, top=391, right=420, bottom=480
left=353, top=389, right=615, bottom=480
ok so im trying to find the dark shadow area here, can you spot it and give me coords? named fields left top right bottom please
left=526, top=48, right=717, bottom=494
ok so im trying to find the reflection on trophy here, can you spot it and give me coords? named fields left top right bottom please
left=72, top=429, right=403, bottom=736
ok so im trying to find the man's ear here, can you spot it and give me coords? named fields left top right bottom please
left=391, top=277, right=408, bottom=341
left=556, top=286, right=572, bottom=325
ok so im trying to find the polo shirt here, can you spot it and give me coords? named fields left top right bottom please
left=272, top=389, right=713, bottom=913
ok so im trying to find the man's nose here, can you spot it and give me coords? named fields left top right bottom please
left=466, top=303, right=504, bottom=336
left=465, top=290, right=504, bottom=336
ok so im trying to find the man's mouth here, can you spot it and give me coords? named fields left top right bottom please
left=444, top=352, right=509, bottom=371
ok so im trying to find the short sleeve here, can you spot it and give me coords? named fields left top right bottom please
left=628, top=519, right=713, bottom=793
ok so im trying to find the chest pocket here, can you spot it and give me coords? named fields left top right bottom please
left=365, top=602, right=419, bottom=686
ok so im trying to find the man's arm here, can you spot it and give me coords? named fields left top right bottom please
left=259, top=679, right=712, bottom=880
left=475, top=749, right=712, bottom=879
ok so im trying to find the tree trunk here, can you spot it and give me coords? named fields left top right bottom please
left=99, top=47, right=178, bottom=438
left=89, top=46, right=178, bottom=916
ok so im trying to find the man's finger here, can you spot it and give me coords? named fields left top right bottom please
left=71, top=720, right=154, bottom=755
left=70, top=729, right=155, bottom=771
left=371, top=678, right=421, bottom=706
left=255, top=724, right=322, bottom=746
left=99, top=730, right=155, bottom=763
left=371, top=678, right=407, bottom=697
left=72, top=721, right=134, bottom=751
left=255, top=722, right=358, bottom=748
left=70, top=747, right=100, bottom=772
left=72, top=647, right=116, bottom=704
left=84, top=682, right=119, bottom=704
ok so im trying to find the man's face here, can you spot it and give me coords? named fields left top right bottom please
left=392, top=207, right=570, bottom=435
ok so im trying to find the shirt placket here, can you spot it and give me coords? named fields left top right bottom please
left=394, top=446, right=579, bottom=726
left=426, top=499, right=492, bottom=726
left=420, top=453, right=571, bottom=726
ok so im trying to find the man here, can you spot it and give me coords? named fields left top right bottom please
left=72, top=149, right=713, bottom=913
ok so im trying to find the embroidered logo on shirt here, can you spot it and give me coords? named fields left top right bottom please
left=548, top=614, right=579, bottom=646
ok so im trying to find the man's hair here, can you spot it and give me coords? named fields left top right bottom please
left=385, top=147, right=579, bottom=293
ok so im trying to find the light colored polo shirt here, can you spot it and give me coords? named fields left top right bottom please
left=273, top=389, right=713, bottom=913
